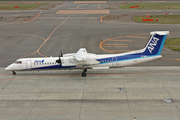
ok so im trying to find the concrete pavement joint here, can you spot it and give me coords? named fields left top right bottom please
left=25, top=73, right=50, bottom=120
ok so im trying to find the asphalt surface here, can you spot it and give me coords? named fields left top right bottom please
left=0, top=1, right=180, bottom=120
left=0, top=67, right=180, bottom=120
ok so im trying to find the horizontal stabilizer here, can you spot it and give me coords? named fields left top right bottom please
left=150, top=31, right=169, bottom=35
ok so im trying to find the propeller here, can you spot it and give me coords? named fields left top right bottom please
left=56, top=51, right=63, bottom=67
left=60, top=51, right=63, bottom=57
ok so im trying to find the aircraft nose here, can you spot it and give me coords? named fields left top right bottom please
left=5, top=65, right=12, bottom=71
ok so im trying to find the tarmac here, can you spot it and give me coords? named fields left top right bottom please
left=0, top=67, right=180, bottom=120
left=0, top=1, right=180, bottom=120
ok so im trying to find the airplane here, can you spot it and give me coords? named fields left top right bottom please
left=5, top=31, right=169, bottom=77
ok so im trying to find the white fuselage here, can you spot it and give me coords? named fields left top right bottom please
left=5, top=51, right=162, bottom=71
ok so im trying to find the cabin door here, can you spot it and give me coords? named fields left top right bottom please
left=26, top=60, right=32, bottom=69
left=112, top=57, right=117, bottom=66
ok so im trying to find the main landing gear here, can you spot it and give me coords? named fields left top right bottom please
left=12, top=71, right=16, bottom=75
left=82, top=69, right=87, bottom=77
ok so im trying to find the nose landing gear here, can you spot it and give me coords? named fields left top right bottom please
left=12, top=71, right=16, bottom=75
left=82, top=69, right=87, bottom=77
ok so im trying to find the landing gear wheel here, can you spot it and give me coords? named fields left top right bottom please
left=12, top=71, right=16, bottom=75
left=82, top=72, right=86, bottom=77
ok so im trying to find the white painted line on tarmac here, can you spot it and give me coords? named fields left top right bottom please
left=68, top=8, right=76, bottom=9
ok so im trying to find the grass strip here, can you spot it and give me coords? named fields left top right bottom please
left=0, top=4, right=47, bottom=10
left=167, top=46, right=180, bottom=51
left=119, top=3, right=180, bottom=9
left=165, top=37, right=180, bottom=51
left=133, top=15, right=180, bottom=24
left=165, top=37, right=180, bottom=45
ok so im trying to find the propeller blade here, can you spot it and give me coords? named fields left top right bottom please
left=61, top=51, right=63, bottom=57
left=56, top=51, right=63, bottom=67
left=59, top=55, right=61, bottom=63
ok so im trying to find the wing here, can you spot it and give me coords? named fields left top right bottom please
left=75, top=48, right=88, bottom=61
left=74, top=48, right=100, bottom=65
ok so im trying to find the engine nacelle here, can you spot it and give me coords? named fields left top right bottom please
left=61, top=54, right=99, bottom=68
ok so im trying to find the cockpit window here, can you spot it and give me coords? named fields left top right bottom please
left=14, top=61, right=22, bottom=64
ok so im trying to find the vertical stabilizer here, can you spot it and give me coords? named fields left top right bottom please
left=142, top=31, right=169, bottom=55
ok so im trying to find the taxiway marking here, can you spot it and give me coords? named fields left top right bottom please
left=36, top=16, right=70, bottom=57
left=98, top=4, right=101, bottom=9
left=52, top=3, right=67, bottom=10
left=75, top=4, right=83, bottom=10
left=25, top=14, right=40, bottom=23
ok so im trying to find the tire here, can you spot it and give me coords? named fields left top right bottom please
left=12, top=71, right=16, bottom=75
left=82, top=72, right=86, bottom=77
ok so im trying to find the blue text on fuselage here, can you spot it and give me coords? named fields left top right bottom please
left=34, top=60, right=45, bottom=63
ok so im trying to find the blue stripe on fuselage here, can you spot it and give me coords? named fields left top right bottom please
left=30, top=65, right=76, bottom=70
left=97, top=54, right=158, bottom=65
left=97, top=54, right=142, bottom=63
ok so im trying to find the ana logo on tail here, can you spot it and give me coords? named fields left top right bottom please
left=148, top=37, right=159, bottom=53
